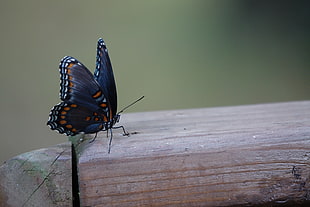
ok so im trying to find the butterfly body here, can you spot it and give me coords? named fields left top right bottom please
left=47, top=38, right=120, bottom=138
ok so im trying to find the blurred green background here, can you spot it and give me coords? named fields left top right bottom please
left=0, top=0, right=309, bottom=163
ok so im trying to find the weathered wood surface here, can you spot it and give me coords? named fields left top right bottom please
left=77, top=101, right=310, bottom=206
left=1, top=101, right=309, bottom=207
left=0, top=143, right=72, bottom=207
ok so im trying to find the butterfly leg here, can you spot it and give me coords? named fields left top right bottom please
left=108, top=129, right=113, bottom=154
left=107, top=126, right=129, bottom=154
left=121, top=126, right=130, bottom=136
left=89, top=132, right=98, bottom=143
left=112, top=125, right=129, bottom=136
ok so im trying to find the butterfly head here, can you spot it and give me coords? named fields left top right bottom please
left=113, top=114, right=121, bottom=125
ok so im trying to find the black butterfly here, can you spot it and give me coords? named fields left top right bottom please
left=47, top=38, right=130, bottom=153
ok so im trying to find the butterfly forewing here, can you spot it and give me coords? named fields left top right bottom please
left=59, top=56, right=105, bottom=109
left=94, top=38, right=117, bottom=117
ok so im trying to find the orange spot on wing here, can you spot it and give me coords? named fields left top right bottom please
left=100, top=103, right=107, bottom=108
left=66, top=124, right=73, bottom=129
left=85, top=116, right=91, bottom=121
left=63, top=107, right=70, bottom=111
left=70, top=104, right=77, bottom=107
left=92, top=91, right=102, bottom=98
left=103, top=116, right=108, bottom=122
left=72, top=128, right=77, bottom=132
left=61, top=111, right=67, bottom=115
left=59, top=120, right=67, bottom=125
left=67, top=63, right=74, bottom=69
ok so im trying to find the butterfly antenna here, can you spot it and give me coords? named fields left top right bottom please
left=117, top=96, right=144, bottom=114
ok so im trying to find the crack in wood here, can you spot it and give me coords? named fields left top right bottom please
left=72, top=144, right=80, bottom=207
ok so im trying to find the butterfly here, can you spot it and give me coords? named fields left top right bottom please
left=47, top=38, right=134, bottom=153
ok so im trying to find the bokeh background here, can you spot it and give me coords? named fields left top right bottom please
left=0, top=0, right=309, bottom=163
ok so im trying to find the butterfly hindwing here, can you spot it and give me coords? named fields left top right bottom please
left=47, top=102, right=109, bottom=135
left=94, top=38, right=117, bottom=117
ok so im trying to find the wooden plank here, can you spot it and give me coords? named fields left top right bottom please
left=76, top=101, right=310, bottom=206
left=0, top=143, right=72, bottom=207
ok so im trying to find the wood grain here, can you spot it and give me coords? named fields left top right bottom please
left=77, top=101, right=310, bottom=206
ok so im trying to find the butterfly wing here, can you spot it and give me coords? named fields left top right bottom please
left=47, top=56, right=112, bottom=135
left=94, top=38, right=117, bottom=117
left=47, top=102, right=108, bottom=135
left=59, top=56, right=104, bottom=109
